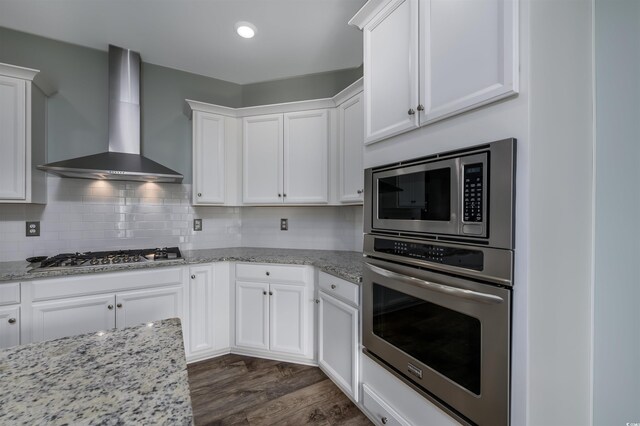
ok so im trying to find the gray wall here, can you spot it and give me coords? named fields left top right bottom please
left=0, top=27, right=362, bottom=183
left=593, top=1, right=640, bottom=424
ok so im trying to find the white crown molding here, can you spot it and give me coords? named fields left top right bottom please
left=236, top=98, right=335, bottom=118
left=348, top=0, right=391, bottom=29
left=185, top=99, right=238, bottom=118
left=0, top=62, right=56, bottom=96
left=332, top=77, right=363, bottom=106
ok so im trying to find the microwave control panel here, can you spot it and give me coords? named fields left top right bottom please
left=463, top=163, right=484, bottom=223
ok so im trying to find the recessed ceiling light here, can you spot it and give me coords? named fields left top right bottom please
left=235, top=21, right=256, bottom=39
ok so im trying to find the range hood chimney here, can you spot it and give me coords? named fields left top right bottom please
left=38, top=45, right=183, bottom=183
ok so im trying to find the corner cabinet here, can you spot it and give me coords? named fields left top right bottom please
left=234, top=263, right=314, bottom=361
left=187, top=101, right=242, bottom=206
left=353, top=0, right=519, bottom=144
left=337, top=91, right=365, bottom=203
left=0, top=63, right=54, bottom=203
left=243, top=109, right=329, bottom=205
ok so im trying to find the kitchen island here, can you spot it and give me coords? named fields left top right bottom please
left=0, top=318, right=193, bottom=425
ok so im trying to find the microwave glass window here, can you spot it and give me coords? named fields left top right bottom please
left=378, top=168, right=451, bottom=221
left=372, top=283, right=481, bottom=394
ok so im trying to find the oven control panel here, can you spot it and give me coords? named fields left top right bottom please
left=373, top=238, right=484, bottom=271
left=463, top=163, right=484, bottom=223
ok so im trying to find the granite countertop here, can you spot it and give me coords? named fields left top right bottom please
left=0, top=318, right=193, bottom=425
left=0, top=247, right=364, bottom=284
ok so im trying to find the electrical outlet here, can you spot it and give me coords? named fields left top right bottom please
left=193, top=219, right=202, bottom=231
left=280, top=218, right=288, bottom=231
left=26, top=221, right=40, bottom=237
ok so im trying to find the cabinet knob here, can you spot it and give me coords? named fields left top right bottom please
left=283, top=193, right=287, bottom=197
left=381, top=417, right=388, bottom=424
left=263, top=291, right=267, bottom=295
left=278, top=193, right=282, bottom=197
left=331, top=284, right=337, bottom=290
left=417, top=104, right=425, bottom=111
left=197, top=192, right=202, bottom=197
left=116, top=303, right=123, bottom=309
left=108, top=304, right=114, bottom=310
left=265, top=271, right=270, bottom=276
left=269, top=291, right=273, bottom=296
left=315, top=299, right=320, bottom=304
left=191, top=274, right=196, bottom=279
left=357, top=189, right=363, bottom=194
left=408, top=108, right=415, bottom=115
left=8, top=318, right=16, bottom=324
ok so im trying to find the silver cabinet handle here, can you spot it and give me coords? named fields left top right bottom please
left=8, top=318, right=16, bottom=324
left=197, top=192, right=202, bottom=197
left=266, top=271, right=270, bottom=276
left=108, top=304, right=114, bottom=310
left=116, top=303, right=123, bottom=309
left=408, top=108, right=415, bottom=115
left=357, top=189, right=363, bottom=194
left=417, top=104, right=424, bottom=111
left=330, top=284, right=337, bottom=290
left=365, top=263, right=504, bottom=304
left=191, top=274, right=196, bottom=279
left=381, top=417, right=388, bottom=424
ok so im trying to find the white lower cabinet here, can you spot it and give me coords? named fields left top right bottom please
left=31, top=287, right=182, bottom=342
left=185, top=263, right=231, bottom=361
left=0, top=305, right=20, bottom=349
left=318, top=291, right=359, bottom=401
left=234, top=263, right=313, bottom=361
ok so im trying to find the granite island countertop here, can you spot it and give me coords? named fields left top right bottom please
left=0, top=247, right=365, bottom=284
left=0, top=318, right=193, bottom=425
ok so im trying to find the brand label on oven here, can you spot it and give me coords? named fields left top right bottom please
left=407, top=363, right=423, bottom=379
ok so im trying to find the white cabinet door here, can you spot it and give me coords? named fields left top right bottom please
left=269, top=283, right=306, bottom=356
left=193, top=111, right=225, bottom=204
left=419, top=0, right=518, bottom=124
left=338, top=92, right=364, bottom=203
left=243, top=114, right=283, bottom=204
left=115, top=286, right=182, bottom=329
left=186, top=265, right=215, bottom=356
left=318, top=292, right=359, bottom=401
left=283, top=109, right=329, bottom=204
left=0, top=306, right=20, bottom=349
left=31, top=294, right=116, bottom=342
left=235, top=281, right=270, bottom=350
left=363, top=0, right=419, bottom=144
left=0, top=75, right=26, bottom=200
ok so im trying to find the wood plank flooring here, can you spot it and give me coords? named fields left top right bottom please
left=187, top=354, right=373, bottom=426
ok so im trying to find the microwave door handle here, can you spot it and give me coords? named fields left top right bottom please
left=365, top=263, right=504, bottom=305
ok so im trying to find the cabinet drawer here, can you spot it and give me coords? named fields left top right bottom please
left=0, top=282, right=20, bottom=306
left=236, top=263, right=306, bottom=283
left=32, top=267, right=184, bottom=301
left=318, top=271, right=359, bottom=306
left=362, top=384, right=411, bottom=426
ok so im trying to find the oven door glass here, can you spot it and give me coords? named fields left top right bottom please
left=372, top=283, right=481, bottom=394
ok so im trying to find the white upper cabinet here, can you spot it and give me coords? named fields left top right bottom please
left=0, top=63, right=52, bottom=203
left=362, top=0, right=419, bottom=144
left=243, top=110, right=329, bottom=204
left=352, top=0, right=519, bottom=144
left=338, top=91, right=365, bottom=203
left=419, top=0, right=519, bottom=123
left=187, top=101, right=242, bottom=206
left=283, top=109, right=329, bottom=204
left=243, top=114, right=284, bottom=204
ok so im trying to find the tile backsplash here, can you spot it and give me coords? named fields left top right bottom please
left=0, top=177, right=362, bottom=261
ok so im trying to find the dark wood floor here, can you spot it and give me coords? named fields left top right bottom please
left=187, top=354, right=373, bottom=426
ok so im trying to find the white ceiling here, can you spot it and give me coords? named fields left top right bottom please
left=0, top=0, right=366, bottom=84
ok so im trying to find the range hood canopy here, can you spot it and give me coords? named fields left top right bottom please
left=38, top=45, right=183, bottom=184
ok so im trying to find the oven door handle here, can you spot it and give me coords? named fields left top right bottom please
left=365, top=263, right=505, bottom=305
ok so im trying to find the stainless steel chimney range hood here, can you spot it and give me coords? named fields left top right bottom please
left=38, top=45, right=183, bottom=183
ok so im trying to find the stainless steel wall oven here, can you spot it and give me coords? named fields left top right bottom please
left=363, top=139, right=516, bottom=426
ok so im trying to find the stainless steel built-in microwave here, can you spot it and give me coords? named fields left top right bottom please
left=364, top=138, right=516, bottom=250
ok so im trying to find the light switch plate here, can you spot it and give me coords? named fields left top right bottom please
left=26, top=221, right=40, bottom=237
left=280, top=218, right=288, bottom=231
left=193, top=219, right=202, bottom=231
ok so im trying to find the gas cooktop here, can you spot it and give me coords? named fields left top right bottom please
left=29, top=247, right=182, bottom=270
